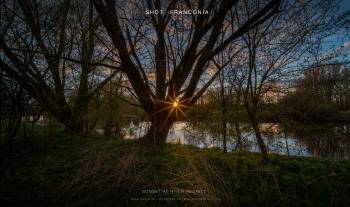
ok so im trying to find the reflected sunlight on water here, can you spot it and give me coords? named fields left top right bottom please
left=98, top=121, right=350, bottom=160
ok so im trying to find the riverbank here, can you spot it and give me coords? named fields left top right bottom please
left=1, top=131, right=349, bottom=206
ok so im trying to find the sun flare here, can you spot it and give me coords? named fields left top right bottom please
left=173, top=100, right=179, bottom=108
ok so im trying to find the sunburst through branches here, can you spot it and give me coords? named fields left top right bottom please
left=151, top=97, right=193, bottom=128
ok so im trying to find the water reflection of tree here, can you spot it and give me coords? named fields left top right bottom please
left=285, top=125, right=350, bottom=159
left=184, top=121, right=233, bottom=149
left=184, top=121, right=254, bottom=151
left=178, top=121, right=350, bottom=159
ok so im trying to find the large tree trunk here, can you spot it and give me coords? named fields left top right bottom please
left=222, top=121, right=227, bottom=153
left=63, top=118, right=83, bottom=133
left=143, top=111, right=175, bottom=148
left=52, top=105, right=83, bottom=134
left=234, top=122, right=243, bottom=150
left=74, top=102, right=89, bottom=134
left=5, top=113, right=22, bottom=149
left=244, top=97, right=268, bottom=160
left=249, top=115, right=268, bottom=161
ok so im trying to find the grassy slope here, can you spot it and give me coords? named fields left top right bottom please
left=1, top=131, right=350, bottom=207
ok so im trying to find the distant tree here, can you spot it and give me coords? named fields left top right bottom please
left=295, top=63, right=350, bottom=110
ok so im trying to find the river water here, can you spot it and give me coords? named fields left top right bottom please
left=112, top=121, right=350, bottom=159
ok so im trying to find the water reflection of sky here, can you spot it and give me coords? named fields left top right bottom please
left=120, top=121, right=350, bottom=160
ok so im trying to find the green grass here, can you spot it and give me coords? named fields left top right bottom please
left=1, top=129, right=350, bottom=207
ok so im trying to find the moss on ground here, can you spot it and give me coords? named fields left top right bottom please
left=1, top=131, right=349, bottom=207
